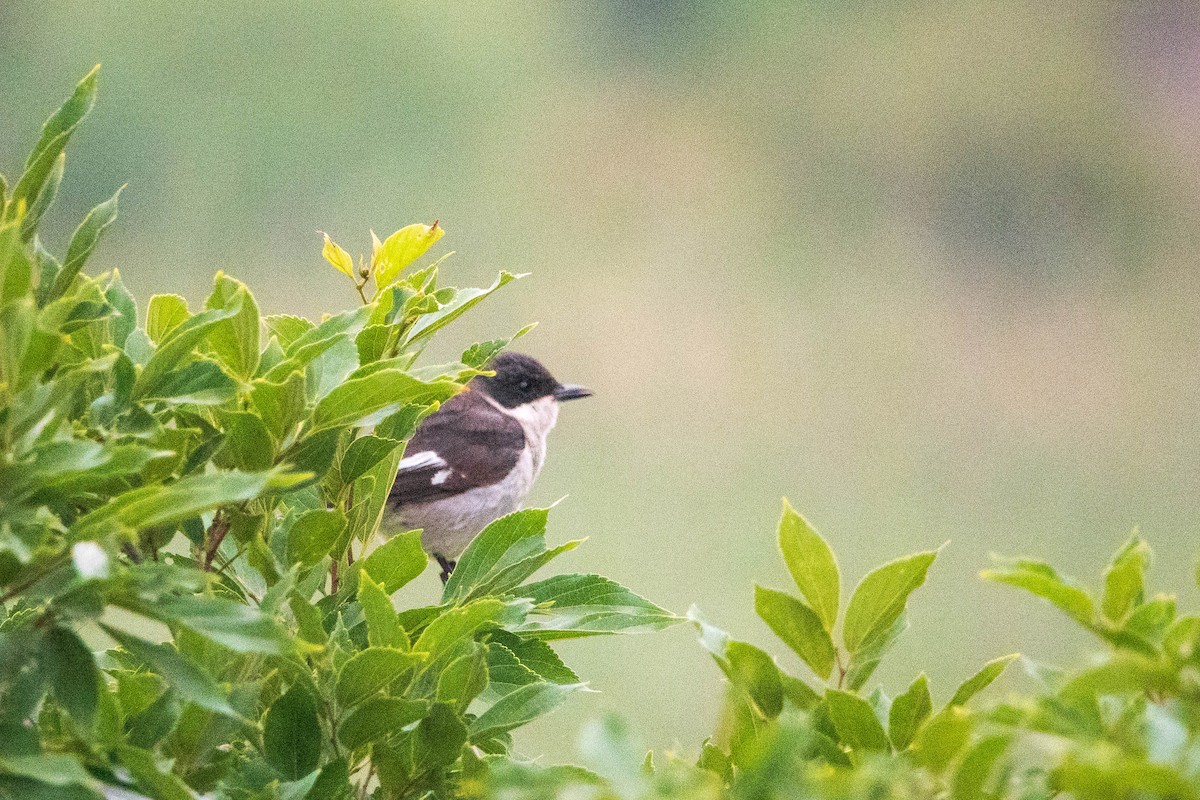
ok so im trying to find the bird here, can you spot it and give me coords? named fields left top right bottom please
left=386, top=351, right=592, bottom=582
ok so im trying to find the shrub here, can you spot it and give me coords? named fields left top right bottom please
left=483, top=503, right=1200, bottom=800
left=0, top=69, right=675, bottom=800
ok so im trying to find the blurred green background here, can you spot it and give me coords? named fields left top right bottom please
left=3, top=0, right=1199, bottom=761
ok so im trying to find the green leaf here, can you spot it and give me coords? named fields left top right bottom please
left=133, top=297, right=244, bottom=399
left=0, top=217, right=31, bottom=305
left=951, top=734, right=1011, bottom=800
left=145, top=293, right=190, bottom=343
left=338, top=697, right=428, bottom=751
left=114, top=744, right=195, bottom=800
left=286, top=509, right=346, bottom=568
left=483, top=642, right=541, bottom=699
left=1102, top=535, right=1150, bottom=623
left=437, top=644, right=489, bottom=710
left=948, top=653, right=1018, bottom=708
left=358, top=573, right=406, bottom=648
left=754, top=585, right=835, bottom=680
left=310, top=368, right=459, bottom=432
left=216, top=411, right=275, bottom=471
left=889, top=673, right=932, bottom=750
left=72, top=468, right=278, bottom=538
left=321, top=232, right=355, bottom=277
left=407, top=270, right=524, bottom=343
left=514, top=574, right=678, bottom=638
left=375, top=221, right=444, bottom=289
left=104, top=269, right=136, bottom=347
left=252, top=370, right=308, bottom=442
left=470, top=680, right=581, bottom=740
left=0, top=754, right=94, bottom=788
left=47, top=186, right=122, bottom=303
left=825, top=688, right=890, bottom=752
left=910, top=706, right=974, bottom=773
left=264, top=314, right=315, bottom=349
left=688, top=608, right=784, bottom=719
left=443, top=507, right=551, bottom=601
left=20, top=152, right=64, bottom=241
left=1062, top=652, right=1179, bottom=698
left=412, top=702, right=469, bottom=771
left=359, top=529, right=427, bottom=593
left=263, top=685, right=322, bottom=780
left=335, top=647, right=424, bottom=707
left=981, top=557, right=1096, bottom=624
left=204, top=271, right=261, bottom=379
left=100, top=625, right=238, bottom=719
left=777, top=499, right=839, bottom=631
left=147, top=595, right=291, bottom=655
left=43, top=627, right=99, bottom=727
left=843, top=549, right=938, bottom=653
left=413, top=600, right=509, bottom=664
left=486, top=630, right=578, bottom=685
left=141, top=358, right=238, bottom=405
left=339, top=435, right=403, bottom=485
left=9, top=67, right=98, bottom=224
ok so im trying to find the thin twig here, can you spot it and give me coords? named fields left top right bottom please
left=202, top=511, right=231, bottom=571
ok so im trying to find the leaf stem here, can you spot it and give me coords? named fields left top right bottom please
left=202, top=510, right=230, bottom=571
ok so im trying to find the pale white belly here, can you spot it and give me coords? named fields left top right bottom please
left=388, top=445, right=539, bottom=559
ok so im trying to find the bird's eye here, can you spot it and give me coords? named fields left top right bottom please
left=518, top=380, right=530, bottom=390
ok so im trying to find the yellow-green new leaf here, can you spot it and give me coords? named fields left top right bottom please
left=754, top=585, right=834, bottom=680
left=778, top=499, right=839, bottom=631
left=375, top=221, right=444, bottom=289
left=1102, top=535, right=1150, bottom=623
left=826, top=688, right=890, bottom=752
left=843, top=549, right=938, bottom=653
left=948, top=653, right=1018, bottom=708
left=321, top=232, right=355, bottom=277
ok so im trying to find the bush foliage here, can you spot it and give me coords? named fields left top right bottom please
left=4, top=70, right=1200, bottom=800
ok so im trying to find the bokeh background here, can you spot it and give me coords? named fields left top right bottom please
left=3, top=0, right=1199, bottom=761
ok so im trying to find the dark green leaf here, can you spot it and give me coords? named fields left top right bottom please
left=100, top=625, right=238, bottom=719
left=42, top=627, right=98, bottom=727
left=413, top=702, right=469, bottom=771
left=264, top=685, right=322, bottom=780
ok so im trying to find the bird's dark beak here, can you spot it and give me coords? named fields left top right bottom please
left=554, top=384, right=593, bottom=402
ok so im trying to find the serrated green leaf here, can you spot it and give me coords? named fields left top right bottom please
left=778, top=499, right=839, bottom=631
left=146, top=595, right=291, bottom=655
left=204, top=271, right=260, bottom=379
left=252, top=370, right=308, bottom=442
left=754, top=585, right=835, bottom=680
left=843, top=549, right=938, bottom=653
left=339, top=435, right=402, bottom=485
left=335, top=647, right=424, bottom=707
left=338, top=697, right=428, bottom=751
left=133, top=297, right=244, bottom=399
left=470, top=680, right=580, bottom=740
left=407, top=270, right=524, bottom=343
left=443, top=507, right=550, bottom=602
left=310, top=369, right=459, bottom=432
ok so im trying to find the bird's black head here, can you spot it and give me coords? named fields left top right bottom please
left=472, top=352, right=592, bottom=409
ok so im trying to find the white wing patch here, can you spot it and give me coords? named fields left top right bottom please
left=431, top=469, right=453, bottom=485
left=398, top=451, right=447, bottom=471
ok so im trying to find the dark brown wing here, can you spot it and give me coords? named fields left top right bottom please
left=388, top=389, right=525, bottom=506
